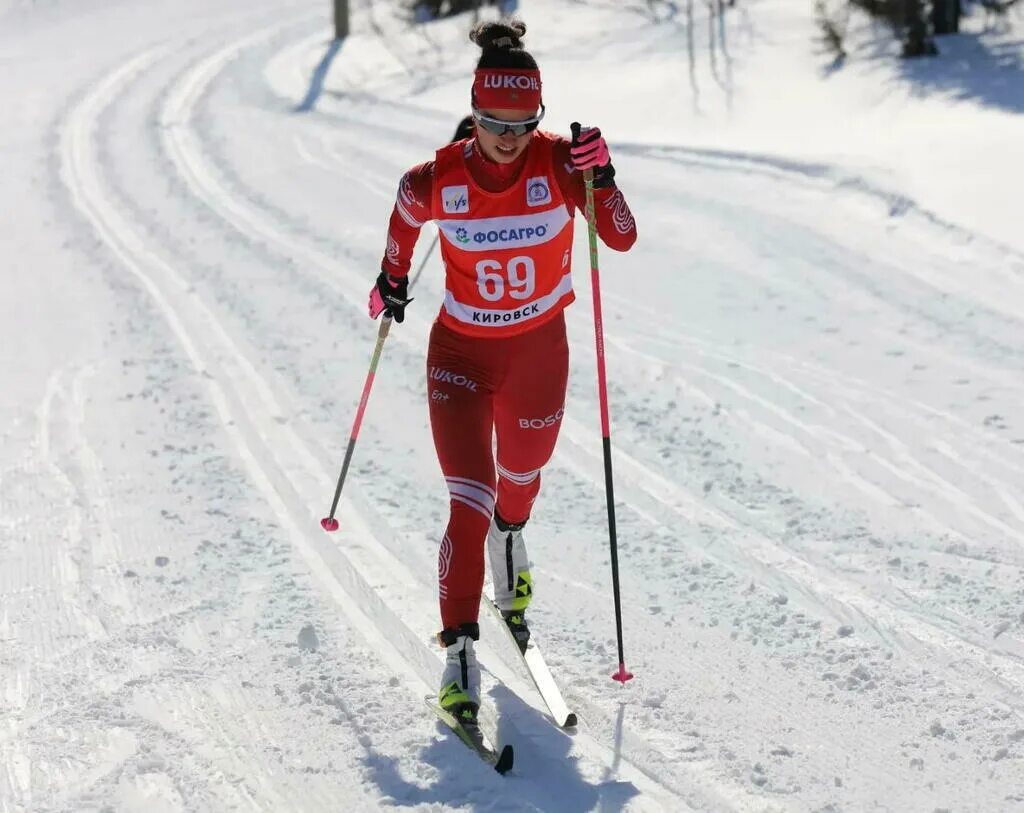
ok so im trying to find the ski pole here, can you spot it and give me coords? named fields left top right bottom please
left=323, top=124, right=454, bottom=532
left=409, top=232, right=439, bottom=291
left=321, top=316, right=392, bottom=532
left=321, top=227, right=435, bottom=531
left=573, top=122, right=633, bottom=684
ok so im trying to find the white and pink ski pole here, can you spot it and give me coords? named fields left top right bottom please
left=320, top=230, right=440, bottom=532
left=576, top=124, right=634, bottom=684
left=321, top=316, right=392, bottom=532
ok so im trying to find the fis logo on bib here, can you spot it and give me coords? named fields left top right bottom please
left=442, top=185, right=469, bottom=214
left=526, top=177, right=551, bottom=207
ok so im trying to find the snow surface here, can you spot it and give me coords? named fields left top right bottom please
left=2, top=0, right=1023, bottom=810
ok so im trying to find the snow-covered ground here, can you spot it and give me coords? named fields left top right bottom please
left=2, top=0, right=1023, bottom=810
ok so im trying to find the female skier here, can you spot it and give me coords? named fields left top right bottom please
left=369, top=19, right=637, bottom=721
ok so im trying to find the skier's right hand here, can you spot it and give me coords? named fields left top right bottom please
left=368, top=270, right=413, bottom=323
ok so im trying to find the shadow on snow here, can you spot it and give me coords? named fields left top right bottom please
left=852, top=14, right=1024, bottom=113
left=294, top=38, right=343, bottom=114
left=360, top=684, right=641, bottom=811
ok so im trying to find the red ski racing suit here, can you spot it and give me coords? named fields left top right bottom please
left=381, top=132, right=637, bottom=628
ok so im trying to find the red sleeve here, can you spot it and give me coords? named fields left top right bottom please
left=551, top=136, right=637, bottom=252
left=380, top=161, right=435, bottom=278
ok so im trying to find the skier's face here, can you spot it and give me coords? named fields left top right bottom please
left=474, top=107, right=538, bottom=164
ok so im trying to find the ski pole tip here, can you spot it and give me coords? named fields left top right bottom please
left=320, top=517, right=340, bottom=532
left=611, top=665, right=634, bottom=684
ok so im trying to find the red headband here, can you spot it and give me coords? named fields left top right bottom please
left=472, top=68, right=542, bottom=111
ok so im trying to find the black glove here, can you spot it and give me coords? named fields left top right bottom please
left=570, top=121, right=616, bottom=189
left=369, top=270, right=413, bottom=323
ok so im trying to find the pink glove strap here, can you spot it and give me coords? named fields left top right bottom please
left=570, top=128, right=610, bottom=170
left=368, top=287, right=387, bottom=319
left=368, top=275, right=400, bottom=319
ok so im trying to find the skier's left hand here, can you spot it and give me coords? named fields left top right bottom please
left=570, top=123, right=616, bottom=188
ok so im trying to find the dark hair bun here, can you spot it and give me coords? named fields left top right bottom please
left=470, top=20, right=527, bottom=51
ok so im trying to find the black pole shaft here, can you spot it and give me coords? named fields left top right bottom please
left=326, top=435, right=357, bottom=520
left=409, top=233, right=439, bottom=291
left=575, top=144, right=631, bottom=681
left=603, top=436, right=627, bottom=667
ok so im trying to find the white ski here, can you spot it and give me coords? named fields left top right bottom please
left=485, top=598, right=578, bottom=729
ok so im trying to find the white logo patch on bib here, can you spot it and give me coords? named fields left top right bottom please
left=442, top=185, right=470, bottom=214
left=526, top=176, right=552, bottom=207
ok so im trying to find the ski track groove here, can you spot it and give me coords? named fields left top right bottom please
left=61, top=42, right=438, bottom=812
left=596, top=262, right=1024, bottom=520
left=635, top=316, right=1024, bottom=485
left=55, top=25, right=741, bottom=813
left=612, top=325, right=1024, bottom=554
left=21, top=364, right=139, bottom=672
